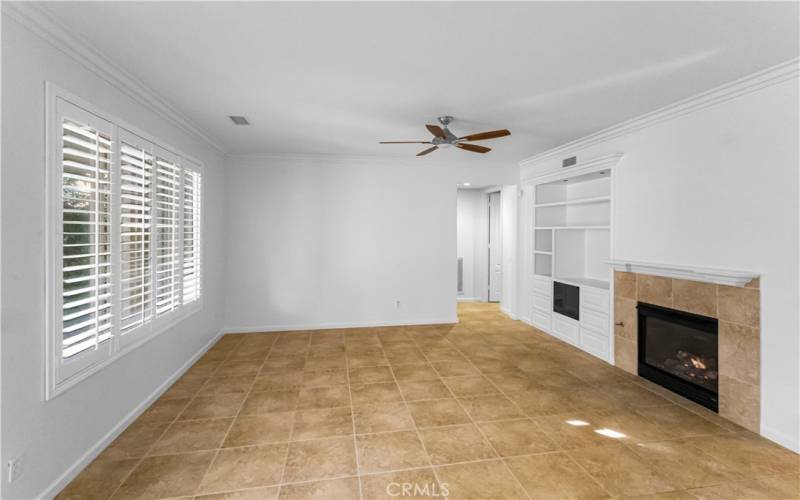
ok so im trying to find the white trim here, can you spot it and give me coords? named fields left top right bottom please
left=519, top=58, right=799, bottom=167
left=227, top=151, right=511, bottom=170
left=606, top=259, right=759, bottom=287
left=457, top=297, right=481, bottom=302
left=522, top=152, right=624, bottom=183
left=2, top=2, right=226, bottom=154
left=761, top=425, right=800, bottom=454
left=500, top=306, right=518, bottom=320
left=223, top=317, right=459, bottom=334
left=40, top=328, right=224, bottom=500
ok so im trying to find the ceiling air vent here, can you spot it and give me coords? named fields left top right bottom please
left=229, top=116, right=250, bottom=125
left=562, top=156, right=577, bottom=168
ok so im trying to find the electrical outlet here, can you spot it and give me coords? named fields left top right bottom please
left=7, top=455, right=23, bottom=483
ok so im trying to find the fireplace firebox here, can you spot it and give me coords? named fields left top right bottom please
left=637, top=303, right=719, bottom=412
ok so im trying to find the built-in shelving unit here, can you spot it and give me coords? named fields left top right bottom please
left=533, top=170, right=611, bottom=286
left=529, top=156, right=619, bottom=363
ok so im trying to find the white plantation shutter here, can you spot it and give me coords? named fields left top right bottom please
left=54, top=101, right=116, bottom=382
left=47, top=88, right=205, bottom=398
left=154, top=153, right=182, bottom=317
left=182, top=166, right=202, bottom=303
left=118, top=132, right=154, bottom=340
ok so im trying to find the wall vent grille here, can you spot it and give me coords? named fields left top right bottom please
left=562, top=156, right=577, bottom=167
left=229, top=116, right=250, bottom=125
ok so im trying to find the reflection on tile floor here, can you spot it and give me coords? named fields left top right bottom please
left=58, top=303, right=799, bottom=499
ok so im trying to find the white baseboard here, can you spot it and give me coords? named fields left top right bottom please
left=761, top=424, right=800, bottom=453
left=223, top=317, right=458, bottom=334
left=40, top=329, right=224, bottom=499
left=457, top=297, right=481, bottom=302
left=500, top=306, right=518, bottom=320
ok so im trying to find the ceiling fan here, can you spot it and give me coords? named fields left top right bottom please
left=380, top=116, right=510, bottom=156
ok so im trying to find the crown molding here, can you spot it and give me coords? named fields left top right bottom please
left=520, top=57, right=800, bottom=169
left=607, top=259, right=759, bottom=287
left=227, top=151, right=513, bottom=169
left=2, top=2, right=228, bottom=154
left=522, top=152, right=623, bottom=183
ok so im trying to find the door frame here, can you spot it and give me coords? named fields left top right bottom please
left=487, top=190, right=502, bottom=302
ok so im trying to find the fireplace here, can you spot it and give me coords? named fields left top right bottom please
left=637, top=302, right=719, bottom=411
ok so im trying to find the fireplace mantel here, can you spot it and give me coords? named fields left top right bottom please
left=606, top=259, right=759, bottom=287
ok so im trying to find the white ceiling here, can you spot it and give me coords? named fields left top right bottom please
left=41, top=1, right=798, bottom=163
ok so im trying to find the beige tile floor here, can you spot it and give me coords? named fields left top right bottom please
left=58, top=303, right=800, bottom=500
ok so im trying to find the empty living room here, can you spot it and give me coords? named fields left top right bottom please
left=2, top=1, right=800, bottom=499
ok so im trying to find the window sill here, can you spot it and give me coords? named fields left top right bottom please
left=46, top=299, right=204, bottom=400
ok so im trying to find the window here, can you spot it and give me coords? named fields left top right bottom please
left=47, top=87, right=203, bottom=398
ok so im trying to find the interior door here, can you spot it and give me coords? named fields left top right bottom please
left=488, top=191, right=502, bottom=302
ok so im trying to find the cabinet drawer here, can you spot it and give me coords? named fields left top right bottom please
left=580, top=327, right=610, bottom=360
left=532, top=310, right=551, bottom=331
left=552, top=313, right=579, bottom=346
left=533, top=293, right=551, bottom=314
left=533, top=276, right=552, bottom=297
left=582, top=287, right=609, bottom=314
left=581, top=308, right=609, bottom=336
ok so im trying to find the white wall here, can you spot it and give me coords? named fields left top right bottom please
left=520, top=73, right=799, bottom=451
left=456, top=189, right=482, bottom=300
left=1, top=17, right=227, bottom=498
left=500, top=185, right=518, bottom=318
left=223, top=157, right=517, bottom=332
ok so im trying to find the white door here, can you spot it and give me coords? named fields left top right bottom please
left=488, top=191, right=502, bottom=302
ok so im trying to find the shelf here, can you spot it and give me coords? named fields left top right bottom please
left=606, top=259, right=759, bottom=287
left=535, top=226, right=610, bottom=230
left=534, top=250, right=552, bottom=255
left=535, top=195, right=610, bottom=208
left=552, top=276, right=610, bottom=290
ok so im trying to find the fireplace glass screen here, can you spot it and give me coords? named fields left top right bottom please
left=638, top=302, right=719, bottom=411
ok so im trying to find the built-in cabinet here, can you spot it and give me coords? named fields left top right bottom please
left=528, top=155, right=621, bottom=363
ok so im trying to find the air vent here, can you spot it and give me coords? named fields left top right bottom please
left=562, top=156, right=577, bottom=168
left=229, top=116, right=250, bottom=125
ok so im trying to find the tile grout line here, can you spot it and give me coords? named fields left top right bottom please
left=192, top=334, right=269, bottom=497
left=380, top=333, right=447, bottom=496
left=420, top=336, right=533, bottom=500
left=343, top=333, right=365, bottom=500
left=106, top=334, right=246, bottom=500
left=273, top=331, right=313, bottom=498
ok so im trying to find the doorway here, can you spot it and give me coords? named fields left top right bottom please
left=456, top=187, right=503, bottom=303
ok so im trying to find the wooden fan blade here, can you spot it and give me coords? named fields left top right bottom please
left=426, top=124, right=446, bottom=138
left=456, top=143, right=491, bottom=154
left=417, top=146, right=439, bottom=156
left=380, top=141, right=432, bottom=144
left=459, top=129, right=511, bottom=141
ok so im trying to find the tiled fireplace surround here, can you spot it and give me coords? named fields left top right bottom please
left=613, top=271, right=761, bottom=432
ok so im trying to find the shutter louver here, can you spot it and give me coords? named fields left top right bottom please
left=48, top=90, right=205, bottom=398
left=119, top=142, right=153, bottom=334
left=182, top=168, right=202, bottom=303
left=61, top=119, right=114, bottom=358
left=155, top=156, right=182, bottom=316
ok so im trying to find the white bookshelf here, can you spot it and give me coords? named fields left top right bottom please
left=533, top=170, right=611, bottom=285
left=530, top=162, right=614, bottom=363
